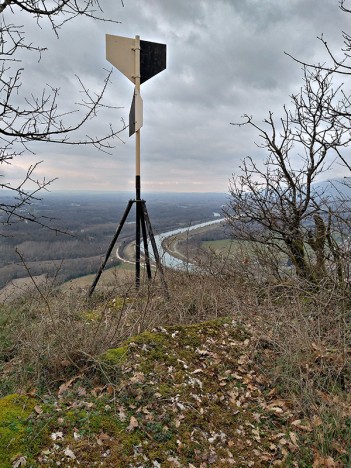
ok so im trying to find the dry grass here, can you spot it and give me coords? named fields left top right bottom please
left=0, top=251, right=350, bottom=463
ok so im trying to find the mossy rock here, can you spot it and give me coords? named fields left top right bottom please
left=0, top=394, right=36, bottom=467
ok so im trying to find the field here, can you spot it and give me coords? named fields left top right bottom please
left=60, top=262, right=135, bottom=290
left=203, top=238, right=249, bottom=255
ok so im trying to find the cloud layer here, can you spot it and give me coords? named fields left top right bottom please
left=3, top=0, right=350, bottom=193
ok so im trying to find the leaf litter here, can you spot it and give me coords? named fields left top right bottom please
left=12, top=317, right=348, bottom=466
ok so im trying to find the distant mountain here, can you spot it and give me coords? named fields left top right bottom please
left=312, top=178, right=351, bottom=200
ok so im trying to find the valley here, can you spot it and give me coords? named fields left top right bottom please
left=0, top=191, right=229, bottom=297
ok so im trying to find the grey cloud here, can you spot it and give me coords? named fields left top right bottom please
left=4, top=0, right=350, bottom=193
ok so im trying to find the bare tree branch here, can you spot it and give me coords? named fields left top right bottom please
left=0, top=0, right=125, bottom=230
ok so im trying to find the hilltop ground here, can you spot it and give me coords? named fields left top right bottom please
left=0, top=250, right=350, bottom=466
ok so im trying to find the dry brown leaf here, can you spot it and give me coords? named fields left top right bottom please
left=312, top=415, right=323, bottom=427
left=77, top=386, right=87, bottom=396
left=268, top=399, right=288, bottom=409
left=261, top=454, right=274, bottom=461
left=291, top=419, right=312, bottom=432
left=313, top=455, right=336, bottom=467
left=232, top=373, right=243, bottom=380
left=268, top=406, right=284, bottom=414
left=228, top=390, right=239, bottom=405
left=332, top=441, right=348, bottom=455
left=34, top=405, right=43, bottom=414
left=129, top=372, right=145, bottom=384
left=252, top=428, right=260, bottom=440
left=289, top=431, right=298, bottom=446
left=82, top=401, right=94, bottom=409
left=58, top=375, right=80, bottom=397
left=126, top=415, right=138, bottom=432
left=252, top=413, right=261, bottom=423
left=60, top=359, right=71, bottom=367
left=90, top=385, right=105, bottom=397
left=96, top=432, right=111, bottom=445
left=238, top=355, right=247, bottom=365
left=311, top=342, right=321, bottom=351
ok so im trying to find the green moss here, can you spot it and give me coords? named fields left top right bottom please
left=0, top=394, right=36, bottom=467
left=157, top=383, right=173, bottom=397
left=110, top=296, right=133, bottom=312
left=119, top=430, right=141, bottom=451
left=80, top=310, right=101, bottom=321
left=89, top=413, right=123, bottom=434
left=101, top=317, right=246, bottom=376
left=128, top=330, right=167, bottom=346
left=100, top=345, right=129, bottom=364
left=105, top=430, right=143, bottom=464
left=64, top=407, right=122, bottom=436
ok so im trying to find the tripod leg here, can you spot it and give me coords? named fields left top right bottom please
left=88, top=200, right=134, bottom=297
left=140, top=203, right=152, bottom=279
left=141, top=202, right=169, bottom=298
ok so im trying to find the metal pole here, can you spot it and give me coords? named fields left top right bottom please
left=134, top=35, right=141, bottom=289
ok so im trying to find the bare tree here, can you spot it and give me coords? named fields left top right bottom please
left=225, top=68, right=351, bottom=283
left=0, top=0, right=125, bottom=228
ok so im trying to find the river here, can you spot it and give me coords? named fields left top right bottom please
left=151, top=218, right=225, bottom=269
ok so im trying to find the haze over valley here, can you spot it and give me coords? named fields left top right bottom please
left=0, top=191, right=228, bottom=292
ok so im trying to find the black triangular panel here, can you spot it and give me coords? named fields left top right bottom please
left=129, top=93, right=136, bottom=137
left=140, top=40, right=167, bottom=84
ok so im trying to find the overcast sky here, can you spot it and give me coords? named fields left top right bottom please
left=3, top=0, right=350, bottom=194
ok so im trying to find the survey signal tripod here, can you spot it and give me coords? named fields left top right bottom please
left=87, top=183, right=168, bottom=298
left=88, top=35, right=169, bottom=297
